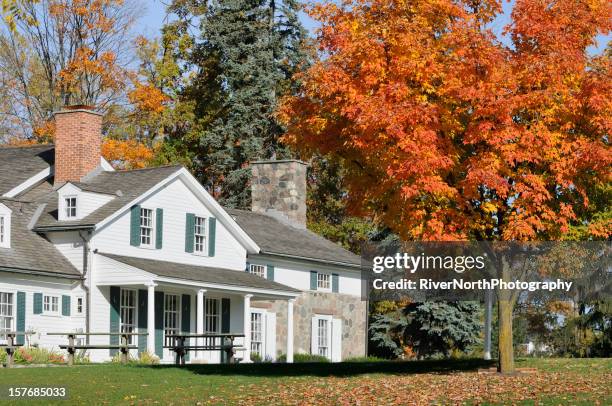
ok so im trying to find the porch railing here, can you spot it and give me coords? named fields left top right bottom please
left=164, top=333, right=245, bottom=365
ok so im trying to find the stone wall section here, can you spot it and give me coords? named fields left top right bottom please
left=253, top=291, right=367, bottom=360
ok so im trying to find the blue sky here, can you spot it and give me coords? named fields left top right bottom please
left=139, top=0, right=609, bottom=54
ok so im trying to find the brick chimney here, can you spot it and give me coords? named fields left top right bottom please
left=53, top=106, right=103, bottom=185
left=251, top=160, right=308, bottom=228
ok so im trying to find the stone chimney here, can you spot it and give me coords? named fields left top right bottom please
left=251, top=160, right=308, bottom=228
left=53, top=106, right=103, bottom=185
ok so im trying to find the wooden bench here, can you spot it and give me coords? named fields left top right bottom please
left=49, top=332, right=146, bottom=365
left=164, top=333, right=245, bottom=365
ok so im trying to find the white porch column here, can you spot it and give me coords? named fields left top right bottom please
left=243, top=294, right=253, bottom=363
left=286, top=299, right=295, bottom=363
left=196, top=289, right=206, bottom=359
left=146, top=282, right=157, bottom=355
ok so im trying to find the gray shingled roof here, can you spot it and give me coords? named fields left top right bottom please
left=0, top=198, right=81, bottom=278
left=32, top=165, right=183, bottom=229
left=99, top=253, right=300, bottom=293
left=0, top=145, right=54, bottom=195
left=226, top=208, right=361, bottom=267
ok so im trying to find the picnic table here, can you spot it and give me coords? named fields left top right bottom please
left=48, top=332, right=147, bottom=365
left=164, top=333, right=245, bottom=365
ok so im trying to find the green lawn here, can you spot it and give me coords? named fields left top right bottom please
left=0, top=358, right=609, bottom=405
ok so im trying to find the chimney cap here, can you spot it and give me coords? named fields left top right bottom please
left=251, top=159, right=308, bottom=166
left=53, top=105, right=103, bottom=116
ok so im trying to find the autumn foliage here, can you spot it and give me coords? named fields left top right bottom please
left=279, top=0, right=612, bottom=241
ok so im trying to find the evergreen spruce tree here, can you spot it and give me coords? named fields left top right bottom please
left=166, top=0, right=307, bottom=207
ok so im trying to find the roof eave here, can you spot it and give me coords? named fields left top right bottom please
left=33, top=224, right=95, bottom=232
left=258, top=250, right=362, bottom=270
left=0, top=266, right=83, bottom=280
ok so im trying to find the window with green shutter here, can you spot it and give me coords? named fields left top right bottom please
left=332, top=273, right=339, bottom=293
left=130, top=205, right=141, bottom=247
left=310, top=271, right=318, bottom=290
left=208, top=217, right=216, bottom=257
left=267, top=265, right=275, bottom=281
left=16, top=292, right=25, bottom=345
left=109, top=286, right=120, bottom=356
left=185, top=213, right=195, bottom=253
left=137, top=290, right=148, bottom=354
left=62, top=295, right=71, bottom=316
left=155, top=208, right=164, bottom=249
left=33, top=293, right=43, bottom=314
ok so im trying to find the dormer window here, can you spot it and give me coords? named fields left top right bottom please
left=65, top=196, right=77, bottom=218
left=0, top=216, right=6, bottom=245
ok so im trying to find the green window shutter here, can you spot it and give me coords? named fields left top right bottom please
left=208, top=217, right=216, bottom=257
left=181, top=295, right=191, bottom=361
left=154, top=291, right=164, bottom=357
left=62, top=295, right=71, bottom=316
left=137, top=290, right=148, bottom=354
left=130, top=205, right=141, bottom=247
left=245, top=262, right=250, bottom=272
left=33, top=293, right=43, bottom=314
left=267, top=265, right=275, bottom=281
left=109, top=286, right=120, bottom=356
left=16, top=292, right=25, bottom=345
left=185, top=213, right=195, bottom=253
left=332, top=273, right=339, bottom=293
left=221, top=298, right=230, bottom=334
left=310, top=271, right=318, bottom=290
left=155, top=208, right=164, bottom=249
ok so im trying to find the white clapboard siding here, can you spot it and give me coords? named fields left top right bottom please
left=0, top=273, right=85, bottom=349
left=46, top=231, right=85, bottom=273
left=92, top=177, right=247, bottom=271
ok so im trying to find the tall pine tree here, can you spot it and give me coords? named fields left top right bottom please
left=166, top=0, right=307, bottom=207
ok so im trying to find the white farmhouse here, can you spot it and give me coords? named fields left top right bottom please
left=0, top=107, right=366, bottom=363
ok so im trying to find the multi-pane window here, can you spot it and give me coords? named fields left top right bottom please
left=120, top=289, right=136, bottom=344
left=249, top=264, right=266, bottom=278
left=250, top=312, right=263, bottom=356
left=194, top=216, right=207, bottom=253
left=0, top=216, right=5, bottom=244
left=65, top=197, right=77, bottom=218
left=164, top=294, right=180, bottom=343
left=0, top=292, right=14, bottom=342
left=140, top=208, right=153, bottom=246
left=317, top=273, right=331, bottom=290
left=204, top=298, right=219, bottom=333
left=317, top=318, right=329, bottom=357
left=76, top=297, right=84, bottom=315
left=43, top=295, right=59, bottom=315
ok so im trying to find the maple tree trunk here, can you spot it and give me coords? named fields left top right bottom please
left=497, top=298, right=514, bottom=373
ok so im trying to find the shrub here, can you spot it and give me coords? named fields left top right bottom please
left=251, top=352, right=262, bottom=363
left=277, top=353, right=330, bottom=363
left=12, top=347, right=64, bottom=365
left=110, top=351, right=160, bottom=365
left=344, top=356, right=387, bottom=362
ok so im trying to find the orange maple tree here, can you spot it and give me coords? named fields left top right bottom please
left=279, top=0, right=611, bottom=372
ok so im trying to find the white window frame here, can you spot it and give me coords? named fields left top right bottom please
left=139, top=207, right=155, bottom=248
left=249, top=264, right=266, bottom=278
left=204, top=298, right=219, bottom=333
left=250, top=310, right=265, bottom=357
left=74, top=296, right=85, bottom=316
left=120, top=289, right=137, bottom=345
left=163, top=294, right=181, bottom=341
left=0, top=213, right=10, bottom=248
left=313, top=315, right=332, bottom=359
left=43, top=294, right=60, bottom=316
left=317, top=272, right=331, bottom=291
left=0, top=291, right=15, bottom=343
left=193, top=215, right=207, bottom=255
left=64, top=196, right=78, bottom=219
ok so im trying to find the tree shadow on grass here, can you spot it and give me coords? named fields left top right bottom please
left=139, top=358, right=495, bottom=377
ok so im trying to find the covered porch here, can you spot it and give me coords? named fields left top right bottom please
left=92, top=254, right=300, bottom=363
